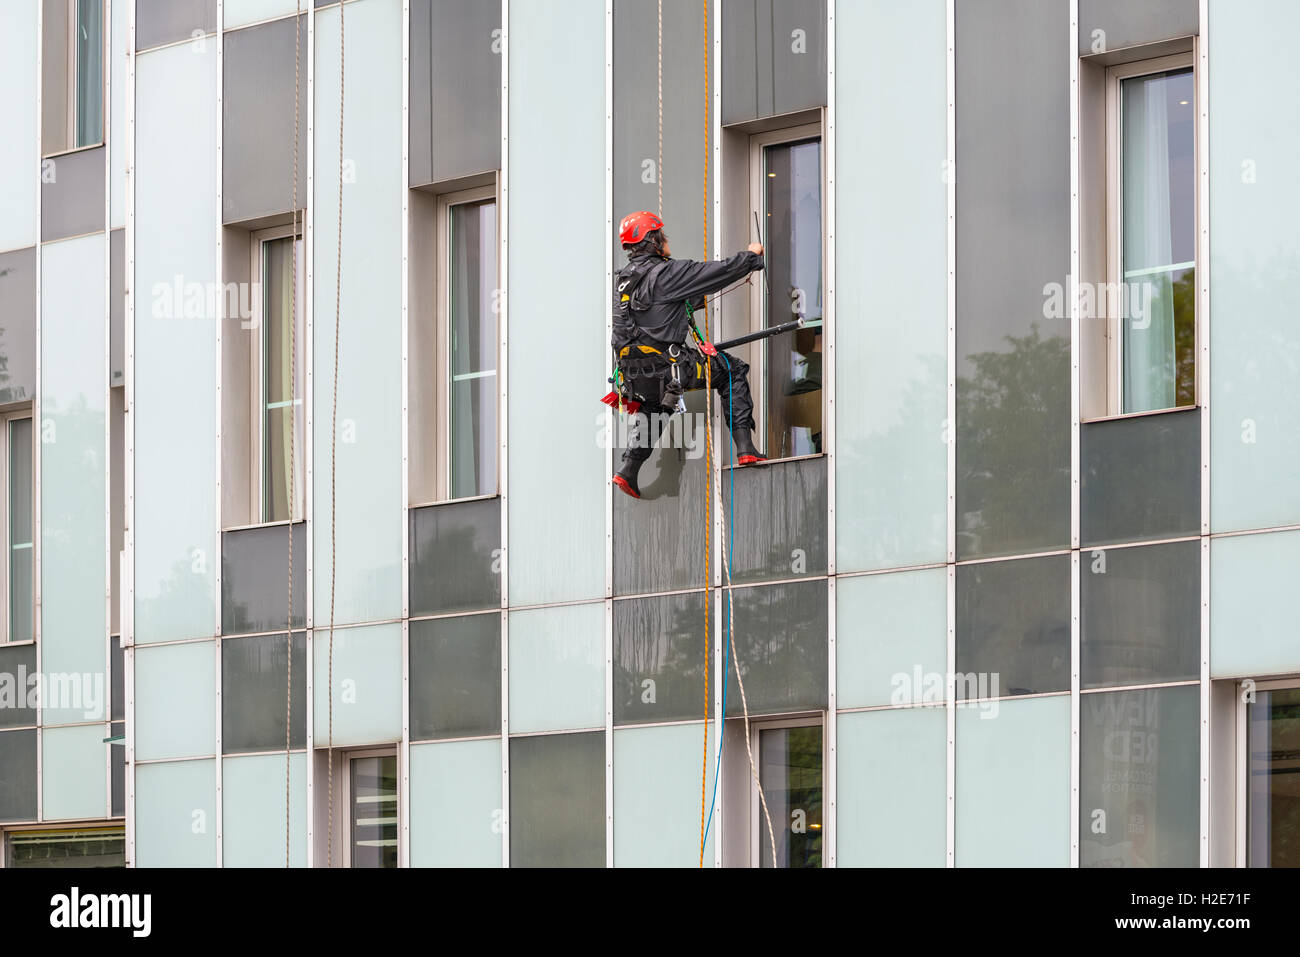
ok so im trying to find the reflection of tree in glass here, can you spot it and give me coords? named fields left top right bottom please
left=1171, top=267, right=1195, bottom=407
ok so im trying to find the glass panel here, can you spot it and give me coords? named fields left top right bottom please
left=311, top=622, right=403, bottom=748
left=221, top=632, right=306, bottom=753
left=135, top=0, right=217, bottom=52
left=221, top=522, right=306, bottom=636
left=761, top=138, right=822, bottom=460
left=1248, top=687, right=1300, bottom=868
left=0, top=642, right=37, bottom=728
left=6, top=828, right=125, bottom=868
left=613, top=591, right=708, bottom=725
left=111, top=721, right=124, bottom=816
left=221, top=752, right=307, bottom=866
left=0, top=728, right=37, bottom=822
left=42, top=724, right=106, bottom=821
left=8, top=417, right=33, bottom=644
left=448, top=199, right=498, bottom=500
left=110, top=638, right=123, bottom=720
left=506, top=0, right=605, bottom=606
left=725, top=579, right=827, bottom=717
left=613, top=724, right=714, bottom=867
left=262, top=236, right=305, bottom=524
left=409, top=614, right=500, bottom=741
left=836, top=708, right=946, bottom=866
left=508, top=603, right=604, bottom=735
left=758, top=725, right=823, bottom=868
left=313, top=1, right=403, bottom=625
left=0, top=3, right=37, bottom=251
left=956, top=554, right=1070, bottom=699
left=74, top=0, right=103, bottom=147
left=1081, top=409, right=1199, bottom=546
left=1210, top=530, right=1300, bottom=678
left=509, top=731, right=604, bottom=867
left=1082, top=540, right=1199, bottom=689
left=611, top=444, right=708, bottom=597
left=135, top=641, right=215, bottom=761
left=955, top=695, right=1071, bottom=866
left=134, top=759, right=217, bottom=866
left=349, top=754, right=398, bottom=868
left=408, top=498, right=500, bottom=616
left=836, top=567, right=946, bottom=711
left=1120, top=68, right=1194, bottom=414
left=409, top=738, right=502, bottom=867
left=1081, top=685, right=1199, bottom=867
left=728, top=456, right=826, bottom=584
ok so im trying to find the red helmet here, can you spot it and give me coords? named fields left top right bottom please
left=619, top=210, right=664, bottom=246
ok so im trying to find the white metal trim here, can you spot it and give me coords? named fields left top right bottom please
left=304, top=0, right=316, bottom=869
left=399, top=0, right=411, bottom=871
left=214, top=0, right=225, bottom=868
left=498, top=0, right=510, bottom=869
left=1068, top=0, right=1080, bottom=870
left=943, top=0, right=956, bottom=870
left=603, top=0, right=614, bottom=870
left=1196, top=1, right=1211, bottom=868
left=823, top=0, right=836, bottom=869
left=1234, top=681, right=1246, bottom=867
left=711, top=0, right=722, bottom=871
left=103, top=0, right=115, bottom=822
left=34, top=0, right=44, bottom=827
left=123, top=0, right=136, bottom=867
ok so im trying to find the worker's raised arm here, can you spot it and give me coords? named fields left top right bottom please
left=652, top=245, right=764, bottom=304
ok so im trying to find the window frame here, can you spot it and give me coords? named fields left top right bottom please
left=248, top=223, right=305, bottom=525
left=1103, top=51, right=1197, bottom=419
left=747, top=122, right=826, bottom=463
left=748, top=712, right=825, bottom=868
left=0, top=407, right=34, bottom=646
left=431, top=183, right=501, bottom=504
left=1235, top=676, right=1300, bottom=868
left=1, top=824, right=126, bottom=868
left=343, top=746, right=400, bottom=869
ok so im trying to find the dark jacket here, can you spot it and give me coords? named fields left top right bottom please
left=612, top=249, right=764, bottom=350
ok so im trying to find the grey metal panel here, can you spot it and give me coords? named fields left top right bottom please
left=0, top=729, right=37, bottom=822
left=955, top=0, right=1071, bottom=560
left=0, top=246, right=37, bottom=406
left=222, top=16, right=307, bottom=225
left=409, top=497, right=501, bottom=616
left=1079, top=0, right=1198, bottom=54
left=722, top=0, right=826, bottom=126
left=1081, top=539, right=1199, bottom=690
left=136, top=0, right=216, bottom=52
left=409, top=0, right=501, bottom=187
left=725, top=578, right=827, bottom=717
left=220, top=631, right=306, bottom=753
left=409, top=613, right=500, bottom=740
left=111, top=721, right=124, bottom=817
left=956, top=554, right=1071, bottom=697
left=110, top=638, right=124, bottom=722
left=41, top=146, right=106, bottom=241
left=110, top=228, right=123, bottom=387
left=509, top=731, right=605, bottom=867
left=0, top=643, right=37, bottom=729
left=613, top=591, right=708, bottom=725
left=1081, top=408, right=1200, bottom=546
left=221, top=522, right=306, bottom=636
left=728, top=456, right=826, bottom=584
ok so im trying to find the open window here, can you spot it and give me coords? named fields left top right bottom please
left=749, top=124, right=824, bottom=460
left=315, top=746, right=400, bottom=868
left=0, top=410, right=34, bottom=644
left=751, top=716, right=824, bottom=868
left=41, top=0, right=104, bottom=155
left=1239, top=679, right=1300, bottom=868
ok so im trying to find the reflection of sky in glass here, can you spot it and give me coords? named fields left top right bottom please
left=1122, top=68, right=1194, bottom=274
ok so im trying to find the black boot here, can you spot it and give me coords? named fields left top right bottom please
left=731, top=427, right=767, bottom=465
left=613, top=456, right=643, bottom=499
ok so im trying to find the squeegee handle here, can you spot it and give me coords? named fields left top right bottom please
left=712, top=318, right=804, bottom=352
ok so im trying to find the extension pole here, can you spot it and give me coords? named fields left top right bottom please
left=712, top=317, right=805, bottom=352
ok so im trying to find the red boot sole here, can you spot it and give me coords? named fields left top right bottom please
left=612, top=475, right=641, bottom=498
left=737, top=455, right=766, bottom=465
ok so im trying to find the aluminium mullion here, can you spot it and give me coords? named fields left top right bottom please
left=1069, top=0, right=1081, bottom=869
left=823, top=0, right=836, bottom=870
left=498, top=0, right=511, bottom=870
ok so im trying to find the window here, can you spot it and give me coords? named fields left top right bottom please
left=42, top=0, right=104, bottom=155
left=750, top=126, right=824, bottom=460
left=249, top=226, right=305, bottom=524
left=1245, top=683, right=1300, bottom=868
left=348, top=751, right=398, bottom=868
left=436, top=187, right=499, bottom=501
left=752, top=718, right=823, bottom=868
left=5, top=827, right=125, bottom=867
left=1, top=411, right=33, bottom=644
left=1106, top=54, right=1196, bottom=415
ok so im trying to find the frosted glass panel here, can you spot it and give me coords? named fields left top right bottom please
left=313, top=0, right=403, bottom=625
left=1211, top=529, right=1300, bottom=677
left=221, top=752, right=307, bottom=867
left=508, top=603, right=604, bottom=735
left=135, top=641, right=215, bottom=761
left=1209, top=0, right=1300, bottom=533
left=40, top=234, right=107, bottom=725
left=134, top=759, right=217, bottom=867
left=837, top=567, right=946, bottom=710
left=956, top=695, right=1070, bottom=866
left=507, top=0, right=605, bottom=605
left=0, top=4, right=37, bottom=251
left=836, top=707, right=946, bottom=867
left=134, top=41, right=217, bottom=643
left=613, top=724, right=714, bottom=867
left=42, top=724, right=106, bottom=821
left=311, top=622, right=402, bottom=747
left=834, top=0, right=946, bottom=572
left=409, top=738, right=502, bottom=867
left=225, top=0, right=301, bottom=28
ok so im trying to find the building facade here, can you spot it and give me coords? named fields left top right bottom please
left=0, top=0, right=1295, bottom=867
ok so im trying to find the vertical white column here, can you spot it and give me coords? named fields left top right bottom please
left=214, top=0, right=225, bottom=869
left=1197, top=0, right=1212, bottom=869
left=124, top=0, right=137, bottom=866
left=944, top=0, right=956, bottom=870
left=399, top=0, right=411, bottom=870
left=104, top=0, right=115, bottom=820
left=305, top=0, right=317, bottom=868
left=823, top=0, right=837, bottom=871
left=603, top=0, right=615, bottom=870
left=1068, top=0, right=1081, bottom=870
left=498, top=0, right=511, bottom=870
left=33, top=0, right=44, bottom=827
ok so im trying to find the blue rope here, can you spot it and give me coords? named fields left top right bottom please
left=700, top=353, right=734, bottom=857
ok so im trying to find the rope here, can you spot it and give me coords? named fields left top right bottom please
left=695, top=0, right=712, bottom=867
left=326, top=0, right=345, bottom=869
